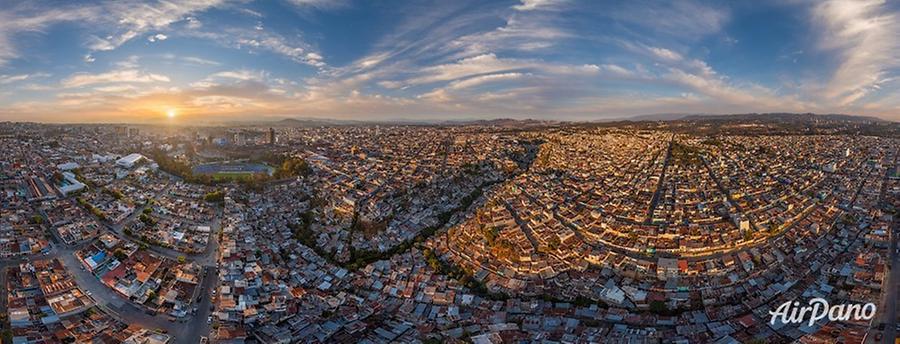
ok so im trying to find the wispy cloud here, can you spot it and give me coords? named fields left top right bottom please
left=62, top=69, right=170, bottom=88
left=284, top=0, right=349, bottom=11
left=0, top=4, right=98, bottom=65
left=0, top=74, right=32, bottom=84
left=610, top=1, right=729, bottom=40
left=89, top=0, right=230, bottom=52
left=812, top=0, right=900, bottom=107
left=513, top=0, right=567, bottom=12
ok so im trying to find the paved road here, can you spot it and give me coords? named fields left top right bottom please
left=177, top=266, right=216, bottom=344
left=882, top=215, right=898, bottom=344
left=646, top=135, right=674, bottom=223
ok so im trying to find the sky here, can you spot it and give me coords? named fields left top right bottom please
left=0, top=0, right=898, bottom=123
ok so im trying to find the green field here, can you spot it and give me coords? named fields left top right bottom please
left=212, top=171, right=257, bottom=180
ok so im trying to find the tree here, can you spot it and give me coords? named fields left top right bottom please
left=650, top=300, right=669, bottom=315
left=482, top=226, right=500, bottom=246
left=274, top=157, right=311, bottom=179
left=103, top=188, right=124, bottom=200
left=139, top=213, right=155, bottom=226
left=203, top=190, right=225, bottom=203
left=52, top=171, right=64, bottom=183
left=177, top=255, right=186, bottom=264
left=2, top=329, right=12, bottom=344
left=113, top=249, right=127, bottom=261
left=546, top=236, right=561, bottom=251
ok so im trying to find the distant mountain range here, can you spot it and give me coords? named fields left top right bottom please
left=620, top=112, right=889, bottom=123
left=253, top=117, right=561, bottom=127
left=438, top=118, right=560, bottom=127
left=272, top=117, right=361, bottom=127
left=253, top=112, right=892, bottom=127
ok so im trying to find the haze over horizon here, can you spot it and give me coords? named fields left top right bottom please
left=1, top=0, right=899, bottom=123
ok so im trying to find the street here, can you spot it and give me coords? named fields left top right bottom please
left=880, top=214, right=898, bottom=344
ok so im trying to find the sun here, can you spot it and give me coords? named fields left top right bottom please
left=166, top=108, right=177, bottom=118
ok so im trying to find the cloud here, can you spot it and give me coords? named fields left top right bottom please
left=187, top=27, right=327, bottom=68
left=238, top=33, right=326, bottom=67
left=284, top=0, right=349, bottom=11
left=147, top=33, right=168, bottom=42
left=449, top=14, right=571, bottom=57
left=407, top=54, right=527, bottom=85
left=182, top=56, right=220, bottom=65
left=209, top=70, right=268, bottom=81
left=95, top=0, right=228, bottom=51
left=0, top=5, right=98, bottom=65
left=94, top=84, right=139, bottom=93
left=513, top=0, right=566, bottom=11
left=62, top=69, right=170, bottom=88
left=185, top=16, right=202, bottom=29
left=610, top=1, right=729, bottom=40
left=649, top=47, right=682, bottom=62
left=0, top=0, right=226, bottom=61
left=446, top=72, right=529, bottom=90
left=0, top=74, right=32, bottom=84
left=812, top=0, right=900, bottom=106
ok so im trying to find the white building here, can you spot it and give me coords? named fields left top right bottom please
left=57, top=162, right=80, bottom=171
left=116, top=153, right=145, bottom=168
left=58, top=172, right=86, bottom=196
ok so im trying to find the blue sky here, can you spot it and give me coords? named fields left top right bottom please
left=0, top=0, right=898, bottom=122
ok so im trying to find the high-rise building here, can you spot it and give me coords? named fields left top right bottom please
left=233, top=131, right=246, bottom=146
left=267, top=127, right=276, bottom=145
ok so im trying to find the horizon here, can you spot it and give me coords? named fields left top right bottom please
left=0, top=111, right=897, bottom=126
left=1, top=0, right=900, bottom=123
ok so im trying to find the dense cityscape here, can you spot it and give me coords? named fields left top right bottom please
left=2, top=0, right=900, bottom=343
left=0, top=115, right=897, bottom=344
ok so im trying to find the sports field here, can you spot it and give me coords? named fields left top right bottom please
left=193, top=162, right=274, bottom=180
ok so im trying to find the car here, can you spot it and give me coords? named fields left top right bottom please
left=207, top=316, right=212, bottom=324
left=200, top=337, right=209, bottom=344
left=85, top=290, right=92, bottom=296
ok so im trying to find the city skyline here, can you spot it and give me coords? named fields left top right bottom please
left=1, top=0, right=900, bottom=123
